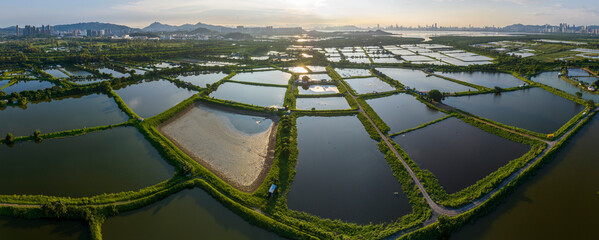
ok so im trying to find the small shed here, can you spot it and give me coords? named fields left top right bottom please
left=268, top=184, right=277, bottom=197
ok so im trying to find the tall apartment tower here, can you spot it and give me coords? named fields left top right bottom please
left=16, top=25, right=19, bottom=36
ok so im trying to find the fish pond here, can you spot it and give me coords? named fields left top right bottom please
left=366, top=93, right=446, bottom=133
left=0, top=127, right=174, bottom=197
left=295, top=97, right=351, bottom=110
left=392, top=118, right=531, bottom=193
left=159, top=103, right=275, bottom=190
left=210, top=83, right=286, bottom=108
left=296, top=85, right=339, bottom=95
left=178, top=72, right=228, bottom=87
left=437, top=72, right=524, bottom=89
left=113, top=79, right=197, bottom=118
left=452, top=116, right=599, bottom=239
left=344, top=77, right=396, bottom=94
left=0, top=80, right=55, bottom=94
left=377, top=68, right=475, bottom=93
left=531, top=71, right=599, bottom=102
left=443, top=88, right=584, bottom=134
left=287, top=116, right=412, bottom=224
left=44, top=69, right=69, bottom=79
left=231, top=71, right=291, bottom=85
left=334, top=68, right=372, bottom=78
left=102, top=189, right=283, bottom=240
left=0, top=216, right=88, bottom=240
left=0, top=93, right=129, bottom=137
left=98, top=68, right=129, bottom=78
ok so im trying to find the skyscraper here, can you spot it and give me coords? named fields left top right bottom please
left=16, top=25, right=19, bottom=36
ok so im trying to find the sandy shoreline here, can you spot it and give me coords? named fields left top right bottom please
left=158, top=102, right=279, bottom=193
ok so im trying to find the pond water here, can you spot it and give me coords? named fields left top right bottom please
left=177, top=73, right=227, bottom=88
left=306, top=66, right=327, bottom=72
left=0, top=93, right=129, bottom=137
left=438, top=72, right=524, bottom=89
left=0, top=216, right=88, bottom=240
left=102, top=189, right=283, bottom=240
left=160, top=103, right=274, bottom=188
left=70, top=79, right=109, bottom=85
left=287, top=116, right=412, bottom=224
left=0, top=80, right=9, bottom=87
left=392, top=118, right=531, bottom=193
left=334, top=68, right=372, bottom=78
left=344, top=77, right=396, bottom=94
left=297, top=85, right=339, bottom=95
left=231, top=71, right=291, bottom=85
left=0, top=80, right=55, bottom=94
left=452, top=116, right=599, bottom=239
left=114, top=79, right=197, bottom=118
left=366, top=93, right=446, bottom=133
left=0, top=127, right=174, bottom=197
left=377, top=68, right=475, bottom=93
left=568, top=68, right=592, bottom=77
left=295, top=97, right=350, bottom=110
left=98, top=68, right=129, bottom=78
left=531, top=71, right=599, bottom=102
left=210, top=83, right=286, bottom=108
left=44, top=69, right=69, bottom=79
left=289, top=66, right=308, bottom=73
left=63, top=67, right=93, bottom=77
left=298, top=74, right=331, bottom=82
left=443, top=88, right=584, bottom=134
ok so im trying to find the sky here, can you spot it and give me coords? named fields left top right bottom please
left=2, top=0, right=598, bottom=28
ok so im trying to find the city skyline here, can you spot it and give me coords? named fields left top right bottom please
left=2, top=0, right=598, bottom=29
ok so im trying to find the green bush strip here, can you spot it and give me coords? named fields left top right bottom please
left=389, top=115, right=453, bottom=137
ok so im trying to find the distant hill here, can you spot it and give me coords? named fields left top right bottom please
left=54, top=22, right=135, bottom=32
left=143, top=22, right=232, bottom=32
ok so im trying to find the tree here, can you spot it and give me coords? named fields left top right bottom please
left=5, top=133, right=14, bottom=144
left=427, top=89, right=443, bottom=102
left=301, top=75, right=310, bottom=82
left=33, top=130, right=42, bottom=142
left=576, top=92, right=583, bottom=98
left=494, top=86, right=503, bottom=93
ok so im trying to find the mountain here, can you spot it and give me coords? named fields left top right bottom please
left=143, top=22, right=232, bottom=32
left=52, top=22, right=136, bottom=33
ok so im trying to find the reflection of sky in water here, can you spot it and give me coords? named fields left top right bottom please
left=199, top=105, right=272, bottom=135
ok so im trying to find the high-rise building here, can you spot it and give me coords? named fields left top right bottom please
left=16, top=25, right=19, bottom=36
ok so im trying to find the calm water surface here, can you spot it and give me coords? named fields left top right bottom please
left=114, top=79, right=197, bottom=118
left=287, top=116, right=412, bottom=224
left=443, top=88, right=584, bottom=133
left=210, top=83, right=286, bottom=108
left=366, top=93, right=445, bottom=133
left=0, top=93, right=129, bottom=137
left=0, top=80, right=55, bottom=94
left=452, top=116, right=599, bottom=239
left=377, top=68, right=475, bottom=93
left=178, top=73, right=228, bottom=87
left=0, top=216, right=88, bottom=240
left=102, top=189, right=283, bottom=240
left=438, top=72, right=524, bottom=89
left=392, top=118, right=531, bottom=193
left=297, top=85, right=339, bottom=95
left=231, top=71, right=291, bottom=85
left=295, top=97, right=350, bottom=110
left=0, top=127, right=174, bottom=197
left=531, top=71, right=599, bottom=102
left=344, top=77, right=396, bottom=94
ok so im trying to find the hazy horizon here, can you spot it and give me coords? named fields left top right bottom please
left=2, top=0, right=598, bottom=29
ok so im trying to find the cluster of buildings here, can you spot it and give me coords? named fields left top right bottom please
left=543, top=23, right=599, bottom=34
left=16, top=25, right=52, bottom=36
